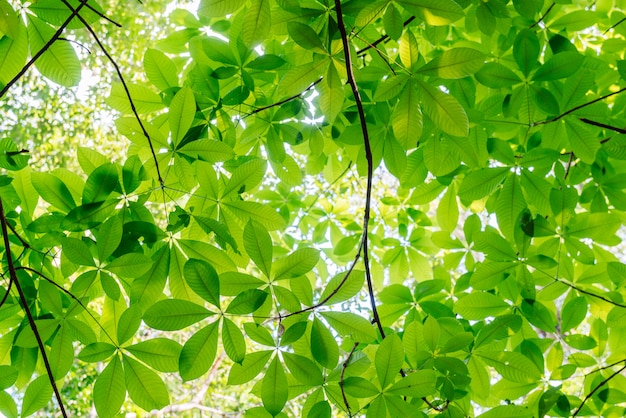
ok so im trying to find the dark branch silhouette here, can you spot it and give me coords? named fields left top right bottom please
left=0, top=199, right=68, bottom=417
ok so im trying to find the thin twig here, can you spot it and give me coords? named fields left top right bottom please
left=243, top=77, right=322, bottom=118
left=0, top=275, right=12, bottom=309
left=579, top=118, right=626, bottom=134
left=83, top=2, right=122, bottom=27
left=0, top=0, right=89, bottom=98
left=16, top=266, right=118, bottom=345
left=340, top=342, right=359, bottom=416
left=572, top=364, right=626, bottom=416
left=356, top=16, right=415, bottom=56
left=334, top=0, right=384, bottom=339
left=604, top=16, right=626, bottom=34
left=530, top=2, right=555, bottom=28
left=0, top=199, right=67, bottom=417
left=58, top=0, right=164, bottom=185
left=536, top=87, right=626, bottom=125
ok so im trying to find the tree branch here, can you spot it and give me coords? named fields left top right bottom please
left=59, top=0, right=164, bottom=185
left=334, top=0, right=385, bottom=339
left=536, top=86, right=626, bottom=125
left=572, top=364, right=626, bottom=417
left=356, top=16, right=415, bottom=56
left=0, top=199, right=67, bottom=417
left=0, top=0, right=89, bottom=99
left=530, top=2, right=555, bottom=28
left=16, top=266, right=118, bottom=345
left=340, top=342, right=359, bottom=416
left=579, top=118, right=626, bottom=134
left=243, top=77, right=322, bottom=118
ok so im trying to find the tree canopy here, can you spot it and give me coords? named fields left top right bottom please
left=2, top=0, right=626, bottom=417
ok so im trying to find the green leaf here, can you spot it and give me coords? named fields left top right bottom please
left=93, top=356, right=125, bottom=418
left=561, top=296, right=588, bottom=331
left=105, top=252, right=153, bottom=279
left=417, top=48, right=485, bottom=79
left=222, top=317, right=246, bottom=364
left=21, top=375, right=53, bottom=417
left=458, top=167, right=509, bottom=203
left=169, top=86, right=196, bottom=146
left=221, top=200, right=286, bottom=231
left=319, top=270, right=365, bottom=305
left=78, top=342, right=117, bottom=363
left=475, top=63, right=522, bottom=88
left=0, top=0, right=19, bottom=39
left=220, top=271, right=265, bottom=296
left=397, top=0, right=464, bottom=25
left=311, top=317, right=339, bottom=369
left=343, top=376, right=380, bottom=398
left=27, top=15, right=80, bottom=87
left=125, top=338, right=182, bottom=373
left=567, top=212, right=621, bottom=244
left=383, top=3, right=403, bottom=40
left=320, top=311, right=377, bottom=343
left=83, top=162, right=119, bottom=204
left=513, top=29, right=540, bottom=76
left=0, top=21, right=27, bottom=85
left=476, top=351, right=542, bottom=383
left=495, top=174, right=526, bottom=240
left=61, top=237, right=95, bottom=266
left=273, top=248, right=319, bottom=281
left=399, top=30, right=419, bottom=69
left=386, top=370, right=437, bottom=397
left=392, top=81, right=423, bottom=149
left=277, top=60, right=328, bottom=98
left=564, top=119, right=600, bottom=164
left=532, top=51, right=583, bottom=81
left=143, top=299, right=213, bottom=331
left=184, top=258, right=220, bottom=306
left=178, top=139, right=235, bottom=162
left=283, top=352, right=324, bottom=386
left=117, top=305, right=142, bottom=345
left=244, top=219, right=273, bottom=278
left=144, top=48, right=178, bottom=90
left=179, top=321, right=219, bottom=381
left=95, top=216, right=123, bottom=262
left=123, top=355, right=169, bottom=412
left=228, top=350, right=272, bottom=385
left=477, top=405, right=533, bottom=418
left=242, top=0, right=271, bottom=47
left=225, top=289, right=268, bottom=314
left=198, top=0, right=245, bottom=17
left=456, top=293, right=510, bottom=320
left=31, top=172, right=76, bottom=212
left=376, top=333, right=404, bottom=389
left=0, top=391, right=17, bottom=418
left=287, top=22, right=325, bottom=51
left=417, top=79, right=468, bottom=136
left=262, top=356, right=288, bottom=416
left=221, top=158, right=267, bottom=198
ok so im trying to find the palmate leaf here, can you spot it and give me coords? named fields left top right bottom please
left=143, top=48, right=178, bottom=91
left=125, top=338, right=182, bottom=373
left=143, top=299, right=214, bottom=331
left=184, top=258, right=220, bottom=306
left=282, top=352, right=324, bottom=386
left=93, top=356, right=125, bottom=418
left=375, top=333, right=404, bottom=389
left=320, top=311, right=377, bottom=343
left=222, top=317, right=246, bottom=364
left=243, top=219, right=273, bottom=277
left=392, top=81, right=423, bottom=149
left=273, top=248, right=319, bottom=281
left=417, top=48, right=485, bottom=79
left=179, top=321, right=219, bottom=381
left=397, top=0, right=464, bottom=25
left=228, top=350, right=272, bottom=385
left=262, top=356, right=288, bottom=416
left=417, top=79, right=468, bottom=136
left=21, top=375, right=53, bottom=417
left=0, top=21, right=27, bottom=85
left=123, top=356, right=169, bottom=412
left=169, top=87, right=196, bottom=146
left=27, top=15, right=80, bottom=87
left=242, top=0, right=270, bottom=47
left=456, top=293, right=510, bottom=320
left=106, top=83, right=164, bottom=114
